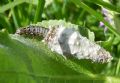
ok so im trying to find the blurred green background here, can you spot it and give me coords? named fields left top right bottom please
left=0, top=0, right=120, bottom=82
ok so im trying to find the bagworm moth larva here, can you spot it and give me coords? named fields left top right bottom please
left=16, top=25, right=113, bottom=63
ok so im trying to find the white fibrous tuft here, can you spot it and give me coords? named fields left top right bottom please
left=44, top=25, right=113, bottom=63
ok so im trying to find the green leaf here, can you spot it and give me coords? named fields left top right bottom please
left=0, top=29, right=97, bottom=83
left=0, top=22, right=120, bottom=82
left=97, top=34, right=114, bottom=51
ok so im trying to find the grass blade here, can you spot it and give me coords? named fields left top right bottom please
left=0, top=14, right=13, bottom=33
left=85, top=0, right=120, bottom=13
left=71, top=0, right=120, bottom=38
left=34, top=0, right=45, bottom=23
left=0, top=0, right=27, bottom=13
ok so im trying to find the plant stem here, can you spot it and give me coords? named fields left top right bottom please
left=8, top=0, right=19, bottom=28
left=115, top=59, right=120, bottom=75
left=34, top=0, right=45, bottom=23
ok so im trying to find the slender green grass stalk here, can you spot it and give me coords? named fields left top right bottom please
left=0, top=0, right=26, bottom=13
left=25, top=0, right=33, bottom=25
left=71, top=0, right=120, bottom=38
left=11, top=9, right=19, bottom=28
left=62, top=0, right=67, bottom=18
left=85, top=0, right=120, bottom=13
left=8, top=0, right=19, bottom=28
left=34, top=0, right=45, bottom=23
left=115, top=59, right=120, bottom=75
left=0, top=14, right=13, bottom=33
left=77, top=9, right=85, bottom=21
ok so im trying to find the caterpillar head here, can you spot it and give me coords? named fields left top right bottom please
left=16, top=27, right=27, bottom=35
